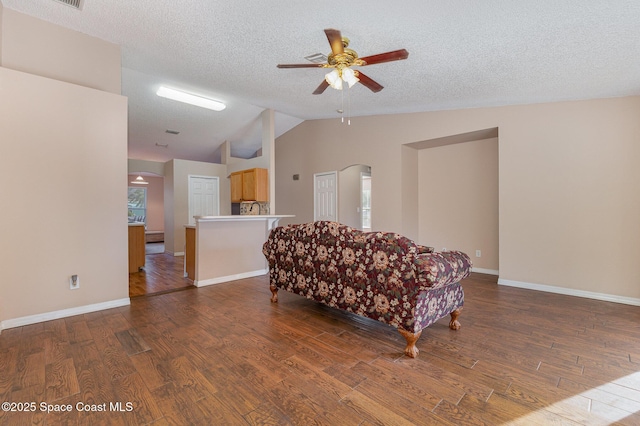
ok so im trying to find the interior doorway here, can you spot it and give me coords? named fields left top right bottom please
left=335, top=164, right=372, bottom=229
left=128, top=172, right=194, bottom=297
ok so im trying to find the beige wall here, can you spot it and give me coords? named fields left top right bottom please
left=0, top=66, right=128, bottom=324
left=401, top=145, right=420, bottom=240
left=418, top=138, right=499, bottom=272
left=0, top=8, right=127, bottom=328
left=194, top=219, right=268, bottom=284
left=276, top=96, right=640, bottom=300
left=498, top=99, right=640, bottom=297
left=145, top=175, right=165, bottom=232
left=128, top=159, right=165, bottom=176
left=1, top=9, right=121, bottom=94
left=0, top=3, right=4, bottom=62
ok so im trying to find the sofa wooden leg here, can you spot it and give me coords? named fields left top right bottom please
left=398, top=328, right=422, bottom=358
left=270, top=285, right=278, bottom=303
left=449, top=308, right=462, bottom=330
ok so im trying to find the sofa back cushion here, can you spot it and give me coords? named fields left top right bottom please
left=264, top=221, right=423, bottom=304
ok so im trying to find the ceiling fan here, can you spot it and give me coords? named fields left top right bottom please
left=277, top=28, right=409, bottom=95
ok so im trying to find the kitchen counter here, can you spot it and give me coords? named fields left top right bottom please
left=184, top=215, right=293, bottom=286
left=128, top=222, right=145, bottom=273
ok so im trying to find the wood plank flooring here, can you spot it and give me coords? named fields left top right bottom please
left=2, top=272, right=640, bottom=425
left=129, top=251, right=193, bottom=298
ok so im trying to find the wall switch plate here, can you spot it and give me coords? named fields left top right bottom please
left=70, top=274, right=80, bottom=290
left=476, top=250, right=482, bottom=257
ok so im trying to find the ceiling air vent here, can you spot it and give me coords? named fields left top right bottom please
left=305, top=53, right=328, bottom=64
left=53, top=0, right=83, bottom=10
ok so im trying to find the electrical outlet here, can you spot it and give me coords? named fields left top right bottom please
left=476, top=250, right=482, bottom=258
left=70, top=274, right=80, bottom=290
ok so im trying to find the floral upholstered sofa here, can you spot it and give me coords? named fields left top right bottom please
left=262, top=221, right=472, bottom=357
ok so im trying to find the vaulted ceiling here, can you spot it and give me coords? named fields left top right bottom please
left=4, top=0, right=640, bottom=163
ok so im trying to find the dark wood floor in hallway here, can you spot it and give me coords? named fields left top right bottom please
left=2, top=273, right=640, bottom=425
left=129, top=250, right=194, bottom=298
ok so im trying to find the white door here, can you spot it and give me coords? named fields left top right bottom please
left=314, top=171, right=338, bottom=221
left=188, top=176, right=219, bottom=225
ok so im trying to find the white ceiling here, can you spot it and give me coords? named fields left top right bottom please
left=4, top=0, right=640, bottom=163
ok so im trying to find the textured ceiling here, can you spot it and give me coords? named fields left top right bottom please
left=4, top=0, right=640, bottom=163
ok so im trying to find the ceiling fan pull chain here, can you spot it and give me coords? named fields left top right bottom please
left=341, top=86, right=345, bottom=123
left=347, top=85, right=351, bottom=125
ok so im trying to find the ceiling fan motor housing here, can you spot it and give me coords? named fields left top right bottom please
left=328, top=48, right=360, bottom=68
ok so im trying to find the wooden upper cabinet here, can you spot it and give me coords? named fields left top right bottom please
left=230, top=171, right=244, bottom=202
left=230, top=168, right=268, bottom=202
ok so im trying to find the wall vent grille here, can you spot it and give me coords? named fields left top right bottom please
left=53, top=0, right=83, bottom=10
left=305, top=53, right=328, bottom=64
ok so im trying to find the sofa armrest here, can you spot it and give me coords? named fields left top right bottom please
left=415, top=250, right=472, bottom=289
left=416, top=244, right=434, bottom=254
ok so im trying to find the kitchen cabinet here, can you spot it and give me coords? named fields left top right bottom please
left=128, top=223, right=145, bottom=273
left=185, top=226, right=196, bottom=280
left=230, top=168, right=268, bottom=202
left=230, top=172, right=244, bottom=202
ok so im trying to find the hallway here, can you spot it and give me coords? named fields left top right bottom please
left=129, top=249, right=194, bottom=297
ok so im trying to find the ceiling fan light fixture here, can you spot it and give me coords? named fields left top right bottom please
left=325, top=69, right=343, bottom=90
left=131, top=175, right=149, bottom=185
left=156, top=86, right=226, bottom=111
left=341, top=67, right=359, bottom=88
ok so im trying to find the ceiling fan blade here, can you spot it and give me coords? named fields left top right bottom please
left=359, top=49, right=409, bottom=65
left=277, top=63, right=325, bottom=69
left=312, top=80, right=330, bottom=95
left=325, top=28, right=344, bottom=55
left=356, top=71, right=384, bottom=93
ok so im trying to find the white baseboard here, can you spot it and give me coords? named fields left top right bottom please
left=498, top=278, right=640, bottom=307
left=1, top=298, right=131, bottom=332
left=195, top=269, right=268, bottom=287
left=472, top=267, right=499, bottom=275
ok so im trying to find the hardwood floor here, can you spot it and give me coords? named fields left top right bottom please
left=129, top=251, right=194, bottom=298
left=2, top=273, right=640, bottom=425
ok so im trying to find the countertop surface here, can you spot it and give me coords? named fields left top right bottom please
left=185, top=215, right=294, bottom=228
left=196, top=215, right=293, bottom=220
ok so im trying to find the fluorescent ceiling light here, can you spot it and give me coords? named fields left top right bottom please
left=156, top=86, right=226, bottom=111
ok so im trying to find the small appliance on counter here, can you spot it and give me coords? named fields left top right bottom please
left=240, top=201, right=270, bottom=215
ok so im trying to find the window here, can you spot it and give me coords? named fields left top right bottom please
left=361, top=174, right=371, bottom=231
left=128, top=187, right=147, bottom=223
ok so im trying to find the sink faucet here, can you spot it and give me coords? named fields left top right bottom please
left=250, top=201, right=260, bottom=214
